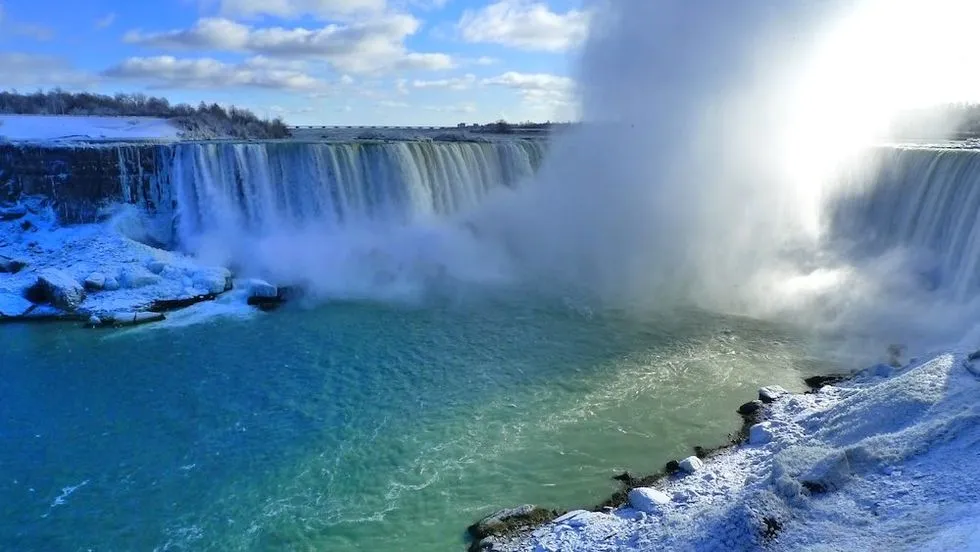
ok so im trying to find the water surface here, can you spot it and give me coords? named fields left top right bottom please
left=0, top=297, right=833, bottom=551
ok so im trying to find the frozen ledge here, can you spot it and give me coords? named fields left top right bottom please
left=470, top=350, right=980, bottom=551
left=0, top=200, right=290, bottom=327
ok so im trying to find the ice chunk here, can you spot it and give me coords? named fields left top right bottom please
left=628, top=487, right=670, bottom=513
left=679, top=455, right=704, bottom=474
left=749, top=422, right=775, bottom=445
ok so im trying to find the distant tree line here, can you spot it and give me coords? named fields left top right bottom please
left=0, top=89, right=291, bottom=139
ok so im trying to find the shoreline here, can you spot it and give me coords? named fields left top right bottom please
left=467, top=349, right=979, bottom=551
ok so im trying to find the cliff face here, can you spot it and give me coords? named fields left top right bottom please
left=0, top=144, right=174, bottom=224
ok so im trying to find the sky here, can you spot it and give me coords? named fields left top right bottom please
left=0, top=0, right=587, bottom=125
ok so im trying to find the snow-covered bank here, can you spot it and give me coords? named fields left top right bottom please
left=0, top=115, right=180, bottom=142
left=0, top=199, right=281, bottom=325
left=484, top=351, right=980, bottom=551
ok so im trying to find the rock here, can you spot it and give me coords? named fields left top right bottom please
left=749, top=422, right=775, bottom=445
left=120, top=266, right=161, bottom=289
left=0, top=292, right=34, bottom=318
left=146, top=260, right=168, bottom=274
left=0, top=255, right=27, bottom=274
left=804, top=374, right=849, bottom=390
left=627, top=487, right=670, bottom=514
left=678, top=455, right=704, bottom=474
left=193, top=267, right=233, bottom=295
left=665, top=460, right=681, bottom=474
left=738, top=400, right=763, bottom=416
left=553, top=510, right=591, bottom=527
left=467, top=505, right=555, bottom=541
left=103, top=276, right=120, bottom=291
left=34, top=269, right=86, bottom=311
left=759, top=386, right=788, bottom=403
left=84, top=272, right=106, bottom=291
left=148, top=294, right=217, bottom=312
left=871, top=363, right=894, bottom=378
left=105, top=311, right=165, bottom=327
left=0, top=205, right=27, bottom=221
left=247, top=278, right=278, bottom=298
left=87, top=315, right=103, bottom=327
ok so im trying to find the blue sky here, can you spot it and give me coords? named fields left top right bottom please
left=0, top=0, right=587, bottom=125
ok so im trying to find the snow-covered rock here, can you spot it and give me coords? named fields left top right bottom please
left=247, top=278, right=278, bottom=299
left=84, top=272, right=106, bottom=291
left=0, top=205, right=27, bottom=221
left=0, top=255, right=27, bottom=274
left=146, top=260, right=168, bottom=274
left=759, top=385, right=788, bottom=403
left=193, top=267, right=233, bottom=295
left=35, top=269, right=86, bottom=311
left=749, top=422, right=775, bottom=445
left=0, top=292, right=34, bottom=318
left=627, top=487, right=670, bottom=513
left=103, top=275, right=120, bottom=291
left=679, top=456, right=704, bottom=474
left=120, top=266, right=161, bottom=289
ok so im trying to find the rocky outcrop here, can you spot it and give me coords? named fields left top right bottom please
left=0, top=144, right=175, bottom=224
left=467, top=505, right=557, bottom=551
left=0, top=255, right=26, bottom=274
left=32, top=269, right=86, bottom=311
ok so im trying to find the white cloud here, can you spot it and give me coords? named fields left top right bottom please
left=0, top=53, right=94, bottom=88
left=95, top=12, right=116, bottom=29
left=412, top=73, right=475, bottom=90
left=124, top=16, right=453, bottom=74
left=458, top=0, right=589, bottom=52
left=482, top=71, right=576, bottom=108
left=103, top=56, right=325, bottom=90
left=424, top=102, right=476, bottom=113
left=211, top=0, right=385, bottom=19
left=378, top=100, right=409, bottom=108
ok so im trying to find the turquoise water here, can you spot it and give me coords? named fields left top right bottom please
left=0, top=297, right=832, bottom=551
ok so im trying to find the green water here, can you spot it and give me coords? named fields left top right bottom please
left=0, top=297, right=832, bottom=551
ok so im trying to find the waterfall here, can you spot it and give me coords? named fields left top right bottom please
left=170, top=140, right=545, bottom=243
left=829, top=145, right=980, bottom=300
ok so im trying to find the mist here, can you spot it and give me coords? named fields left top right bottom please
left=176, top=0, right=980, bottom=352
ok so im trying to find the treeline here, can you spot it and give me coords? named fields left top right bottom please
left=0, top=89, right=290, bottom=139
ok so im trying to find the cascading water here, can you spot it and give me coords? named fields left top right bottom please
left=161, top=139, right=545, bottom=296
left=171, top=140, right=544, bottom=241
left=829, top=145, right=980, bottom=302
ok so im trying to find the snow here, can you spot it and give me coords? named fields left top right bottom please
left=0, top=200, right=249, bottom=321
left=0, top=115, right=180, bottom=142
left=499, top=352, right=980, bottom=552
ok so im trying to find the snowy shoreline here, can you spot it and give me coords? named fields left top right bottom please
left=471, top=350, right=980, bottom=551
left=0, top=199, right=283, bottom=327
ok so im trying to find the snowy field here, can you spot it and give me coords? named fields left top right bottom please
left=0, top=115, right=180, bottom=142
left=490, top=352, right=980, bottom=551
